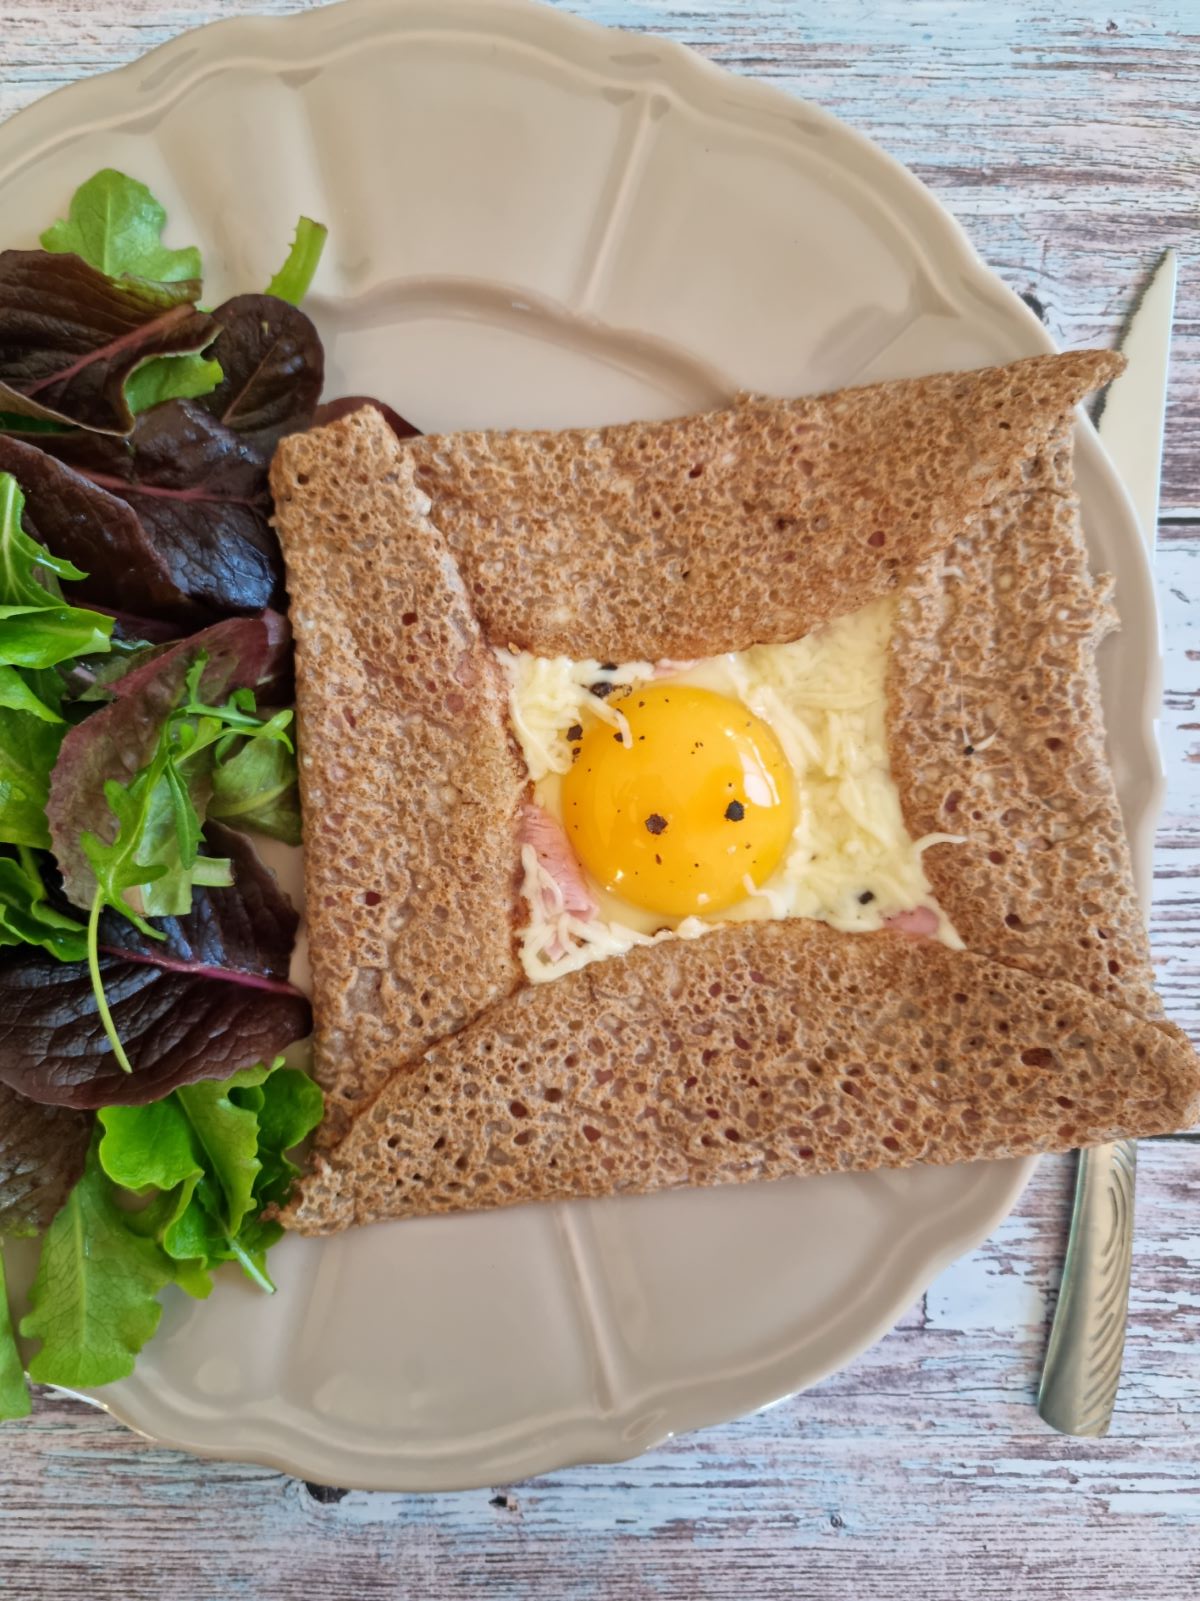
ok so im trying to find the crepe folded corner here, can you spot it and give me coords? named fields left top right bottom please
left=268, top=350, right=1200, bottom=1235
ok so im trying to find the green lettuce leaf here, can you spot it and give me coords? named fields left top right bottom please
left=40, top=168, right=202, bottom=286
left=251, top=1067, right=325, bottom=1210
left=209, top=735, right=301, bottom=845
left=0, top=665, right=61, bottom=723
left=0, top=848, right=87, bottom=960
left=265, top=216, right=328, bottom=306
left=0, top=705, right=64, bottom=849
left=0, top=603, right=113, bottom=670
left=0, top=473, right=113, bottom=671
left=19, top=1138, right=174, bottom=1388
left=0, top=1250, right=31, bottom=1421
left=99, top=1057, right=323, bottom=1298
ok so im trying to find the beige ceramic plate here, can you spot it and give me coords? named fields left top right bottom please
left=1, top=0, right=1160, bottom=1490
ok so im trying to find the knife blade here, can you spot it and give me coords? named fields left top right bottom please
left=1096, top=249, right=1177, bottom=552
left=1037, top=249, right=1177, bottom=1438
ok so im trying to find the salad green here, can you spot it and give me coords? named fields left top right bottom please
left=0, top=168, right=328, bottom=1421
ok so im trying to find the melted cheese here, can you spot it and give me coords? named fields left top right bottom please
left=500, top=599, right=961, bottom=983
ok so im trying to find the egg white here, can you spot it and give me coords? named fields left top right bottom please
left=497, top=599, right=961, bottom=983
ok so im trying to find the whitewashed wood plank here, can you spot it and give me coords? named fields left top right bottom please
left=2, top=2, right=1200, bottom=1592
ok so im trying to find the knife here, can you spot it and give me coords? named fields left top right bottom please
left=1037, top=248, right=1177, bottom=1438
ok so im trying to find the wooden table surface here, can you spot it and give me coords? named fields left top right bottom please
left=3, top=2, right=1199, bottom=1595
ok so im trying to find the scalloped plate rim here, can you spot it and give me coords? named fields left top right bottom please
left=0, top=0, right=1159, bottom=1490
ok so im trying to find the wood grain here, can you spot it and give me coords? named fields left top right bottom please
left=2, top=3, right=1199, bottom=1597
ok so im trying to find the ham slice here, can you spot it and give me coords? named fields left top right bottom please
left=886, top=905, right=940, bottom=939
left=520, top=803, right=597, bottom=920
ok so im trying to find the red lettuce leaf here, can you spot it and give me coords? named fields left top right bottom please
left=32, top=400, right=286, bottom=618
left=197, top=294, right=324, bottom=446
left=0, top=250, right=217, bottom=434
left=0, top=434, right=208, bottom=629
left=0, top=1081, right=92, bottom=1234
left=312, top=395, right=419, bottom=439
left=46, top=611, right=290, bottom=908
left=0, top=826, right=309, bottom=1109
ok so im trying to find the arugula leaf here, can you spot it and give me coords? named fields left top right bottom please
left=77, top=662, right=293, bottom=1071
left=20, top=1136, right=173, bottom=1388
left=0, top=471, right=87, bottom=603
left=96, top=1093, right=200, bottom=1193
left=40, top=169, right=202, bottom=286
left=265, top=217, right=328, bottom=306
left=0, top=705, right=64, bottom=849
left=0, top=1250, right=30, bottom=1421
left=0, top=848, right=86, bottom=960
left=97, top=1094, right=211, bottom=1291
left=0, top=665, right=61, bottom=723
left=81, top=659, right=293, bottom=923
left=47, top=611, right=291, bottom=906
left=0, top=472, right=114, bottom=670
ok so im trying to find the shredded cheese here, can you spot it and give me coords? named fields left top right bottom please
left=496, top=650, right=655, bottom=781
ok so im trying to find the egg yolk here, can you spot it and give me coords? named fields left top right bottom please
left=561, top=685, right=795, bottom=919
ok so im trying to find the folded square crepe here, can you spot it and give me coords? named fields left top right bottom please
left=269, top=351, right=1200, bottom=1235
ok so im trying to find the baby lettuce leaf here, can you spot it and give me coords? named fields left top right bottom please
left=0, top=1251, right=30, bottom=1420
left=0, top=849, right=86, bottom=960
left=46, top=611, right=289, bottom=907
left=210, top=735, right=301, bottom=845
left=265, top=217, right=328, bottom=307
left=19, top=1136, right=174, bottom=1387
left=124, top=353, right=224, bottom=418
left=0, top=1080, right=92, bottom=1236
left=0, top=251, right=216, bottom=434
left=0, top=823, right=310, bottom=1108
left=40, top=168, right=203, bottom=287
left=39, top=169, right=221, bottom=419
left=36, top=400, right=286, bottom=617
left=0, top=706, right=65, bottom=849
left=196, top=295, right=324, bottom=447
left=0, top=436, right=207, bottom=629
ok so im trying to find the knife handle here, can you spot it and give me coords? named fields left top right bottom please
left=1037, top=1139, right=1137, bottom=1436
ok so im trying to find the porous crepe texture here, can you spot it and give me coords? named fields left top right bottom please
left=272, top=351, right=1200, bottom=1234
left=406, top=349, right=1121, bottom=660
left=286, top=920, right=1199, bottom=1232
left=270, top=412, right=526, bottom=1144
left=888, top=428, right=1161, bottom=1021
